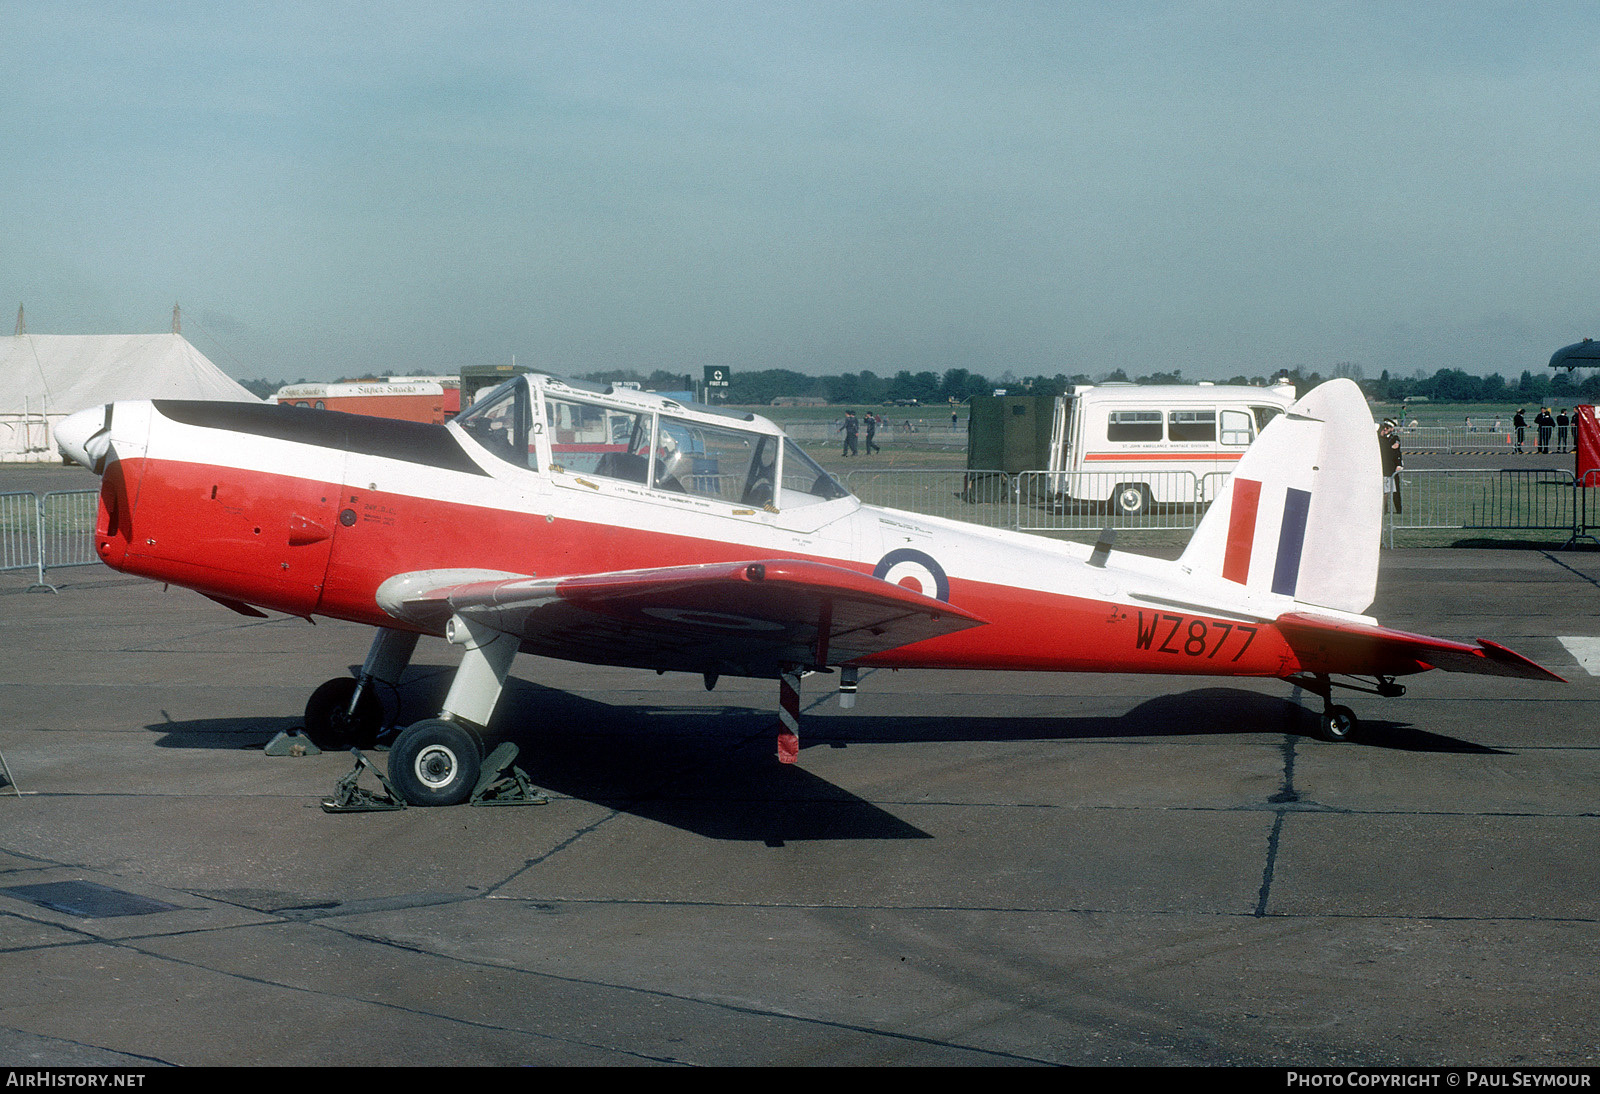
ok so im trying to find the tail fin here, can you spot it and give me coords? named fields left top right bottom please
left=1180, top=378, right=1380, bottom=615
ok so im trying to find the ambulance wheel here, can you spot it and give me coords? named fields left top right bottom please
left=388, top=719, right=481, bottom=806
left=1320, top=705, right=1359, bottom=743
left=304, top=677, right=383, bottom=750
left=1113, top=483, right=1151, bottom=517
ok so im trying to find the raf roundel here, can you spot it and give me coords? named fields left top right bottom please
left=872, top=548, right=950, bottom=603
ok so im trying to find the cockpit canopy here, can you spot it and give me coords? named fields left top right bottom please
left=455, top=376, right=849, bottom=509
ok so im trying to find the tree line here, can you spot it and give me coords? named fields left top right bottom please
left=1363, top=367, right=1600, bottom=406
left=669, top=365, right=1600, bottom=406
left=237, top=364, right=1600, bottom=407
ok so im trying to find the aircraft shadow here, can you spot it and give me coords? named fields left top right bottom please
left=368, top=667, right=1509, bottom=759
left=142, top=668, right=929, bottom=842
left=795, top=686, right=1504, bottom=756
left=145, top=714, right=303, bottom=749
left=467, top=676, right=932, bottom=842
left=139, top=673, right=1503, bottom=841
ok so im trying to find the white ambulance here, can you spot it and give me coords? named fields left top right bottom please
left=1047, top=380, right=1298, bottom=515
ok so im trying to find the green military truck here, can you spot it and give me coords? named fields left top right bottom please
left=963, top=394, right=1059, bottom=502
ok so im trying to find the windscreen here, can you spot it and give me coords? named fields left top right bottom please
left=455, top=380, right=535, bottom=469
left=780, top=438, right=849, bottom=507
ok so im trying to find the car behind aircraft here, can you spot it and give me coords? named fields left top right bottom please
left=55, top=375, right=1559, bottom=806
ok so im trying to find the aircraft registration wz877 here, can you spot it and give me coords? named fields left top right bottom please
left=55, top=375, right=1561, bottom=806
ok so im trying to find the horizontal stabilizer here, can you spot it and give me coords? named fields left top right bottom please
left=378, top=559, right=988, bottom=677
left=1276, top=612, right=1564, bottom=681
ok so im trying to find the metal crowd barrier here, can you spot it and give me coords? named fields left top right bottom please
left=0, top=492, right=40, bottom=576
left=839, top=469, right=1217, bottom=533
left=41, top=490, right=100, bottom=571
left=0, top=489, right=100, bottom=591
left=1569, top=470, right=1600, bottom=548
left=844, top=468, right=1213, bottom=532
left=785, top=419, right=967, bottom=450
left=1393, top=425, right=1585, bottom=454
left=1386, top=469, right=1578, bottom=533
left=844, top=468, right=1012, bottom=526
left=786, top=419, right=944, bottom=441
left=843, top=466, right=1600, bottom=544
left=1391, top=426, right=1485, bottom=453
left=1014, top=470, right=1207, bottom=532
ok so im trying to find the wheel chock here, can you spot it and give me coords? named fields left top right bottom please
left=0, top=748, right=20, bottom=798
left=470, top=742, right=547, bottom=807
left=321, top=749, right=406, bottom=813
left=265, top=730, right=322, bottom=757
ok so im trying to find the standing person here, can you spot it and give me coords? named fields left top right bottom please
left=1536, top=407, right=1555, bottom=454
left=1379, top=419, right=1403, bottom=514
left=1556, top=408, right=1570, bottom=453
left=839, top=410, right=859, bottom=457
left=864, top=412, right=880, bottom=455
left=1514, top=408, right=1526, bottom=453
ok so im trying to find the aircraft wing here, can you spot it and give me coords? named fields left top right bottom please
left=1276, top=612, right=1564, bottom=681
left=377, top=559, right=988, bottom=677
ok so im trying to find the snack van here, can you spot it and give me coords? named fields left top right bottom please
left=271, top=380, right=458, bottom=423
left=1047, top=381, right=1298, bottom=514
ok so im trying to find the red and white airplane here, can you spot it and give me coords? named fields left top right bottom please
left=55, top=374, right=1559, bottom=805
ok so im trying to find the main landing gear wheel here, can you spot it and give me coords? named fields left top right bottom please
left=1320, top=704, right=1359, bottom=743
left=388, top=719, right=482, bottom=807
left=304, top=677, right=384, bottom=750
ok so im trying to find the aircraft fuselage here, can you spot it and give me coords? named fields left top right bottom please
left=83, top=397, right=1362, bottom=681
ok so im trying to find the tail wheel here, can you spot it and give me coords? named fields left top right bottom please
left=304, top=677, right=384, bottom=750
left=1113, top=483, right=1151, bottom=517
left=1319, top=705, right=1359, bottom=743
left=388, top=719, right=482, bottom=806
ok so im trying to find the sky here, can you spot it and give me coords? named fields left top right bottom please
left=4, top=1, right=1597, bottom=384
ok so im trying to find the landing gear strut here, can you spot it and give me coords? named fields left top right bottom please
left=312, top=617, right=544, bottom=809
left=771, top=664, right=864, bottom=762
left=303, top=628, right=419, bottom=749
left=386, top=613, right=519, bottom=806
left=303, top=677, right=382, bottom=750
left=1296, top=673, right=1360, bottom=743
left=1289, top=672, right=1403, bottom=743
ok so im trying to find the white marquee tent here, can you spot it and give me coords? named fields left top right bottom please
left=0, top=332, right=260, bottom=461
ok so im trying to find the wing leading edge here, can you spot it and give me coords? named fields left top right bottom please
left=377, top=559, right=988, bottom=678
left=1275, top=612, right=1564, bottom=681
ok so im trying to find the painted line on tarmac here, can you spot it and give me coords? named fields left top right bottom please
left=1557, top=636, right=1600, bottom=676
